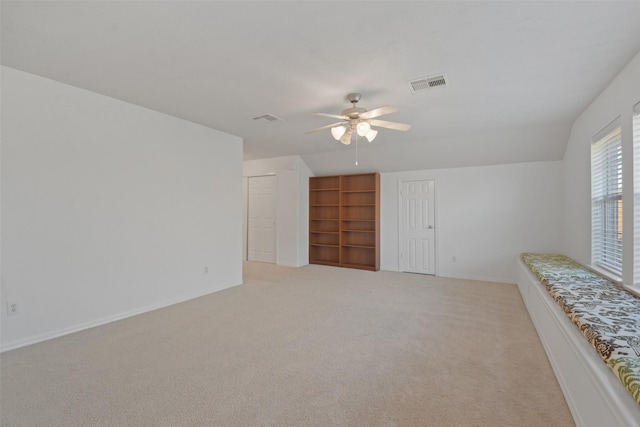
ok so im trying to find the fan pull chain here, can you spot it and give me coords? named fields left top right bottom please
left=355, top=133, right=359, bottom=166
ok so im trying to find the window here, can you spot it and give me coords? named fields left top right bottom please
left=591, top=119, right=622, bottom=276
left=634, top=103, right=640, bottom=286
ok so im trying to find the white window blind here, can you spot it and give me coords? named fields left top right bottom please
left=633, top=103, right=640, bottom=285
left=591, top=118, right=622, bottom=276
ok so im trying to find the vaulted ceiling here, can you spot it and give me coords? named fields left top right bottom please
left=3, top=1, right=640, bottom=175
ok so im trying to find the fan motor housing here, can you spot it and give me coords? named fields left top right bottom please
left=342, top=107, right=367, bottom=119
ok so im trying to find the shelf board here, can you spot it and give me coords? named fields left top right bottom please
left=341, top=263, right=377, bottom=271
left=310, top=231, right=339, bottom=234
left=342, top=229, right=375, bottom=233
left=341, top=204, right=375, bottom=206
left=310, top=188, right=339, bottom=192
left=311, top=204, right=339, bottom=207
left=310, top=259, right=340, bottom=266
left=341, top=189, right=376, bottom=193
left=311, top=243, right=339, bottom=248
left=310, top=218, right=339, bottom=221
left=342, top=219, right=375, bottom=222
left=342, top=244, right=375, bottom=249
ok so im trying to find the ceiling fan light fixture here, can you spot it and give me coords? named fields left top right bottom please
left=356, top=121, right=371, bottom=136
left=306, top=93, right=410, bottom=155
left=331, top=125, right=346, bottom=140
left=340, top=129, right=352, bottom=145
left=365, top=129, right=378, bottom=142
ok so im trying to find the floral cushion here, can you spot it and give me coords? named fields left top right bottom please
left=521, top=253, right=640, bottom=406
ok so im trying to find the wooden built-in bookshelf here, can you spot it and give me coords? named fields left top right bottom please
left=309, top=173, right=380, bottom=271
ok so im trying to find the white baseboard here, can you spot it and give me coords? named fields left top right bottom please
left=277, top=262, right=303, bottom=268
left=438, top=272, right=515, bottom=284
left=0, top=280, right=242, bottom=353
left=380, top=267, right=515, bottom=284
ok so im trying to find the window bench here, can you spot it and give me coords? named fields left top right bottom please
left=517, top=253, right=640, bottom=427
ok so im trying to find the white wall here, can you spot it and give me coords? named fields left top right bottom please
left=381, top=161, right=564, bottom=283
left=296, top=157, right=313, bottom=266
left=243, top=155, right=313, bottom=267
left=1, top=67, right=243, bottom=351
left=563, top=51, right=640, bottom=285
left=242, top=176, right=248, bottom=260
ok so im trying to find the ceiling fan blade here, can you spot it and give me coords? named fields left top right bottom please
left=313, top=112, right=349, bottom=120
left=304, top=122, right=345, bottom=134
left=369, top=119, right=411, bottom=131
left=359, top=105, right=398, bottom=120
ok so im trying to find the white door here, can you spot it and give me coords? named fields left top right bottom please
left=247, top=175, right=276, bottom=263
left=400, top=180, right=435, bottom=274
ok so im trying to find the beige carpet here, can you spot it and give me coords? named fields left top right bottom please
left=1, top=262, right=574, bottom=426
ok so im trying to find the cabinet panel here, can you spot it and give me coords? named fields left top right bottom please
left=310, top=245, right=340, bottom=265
left=341, top=174, right=376, bottom=191
left=342, top=206, right=375, bottom=221
left=342, top=191, right=375, bottom=205
left=342, top=230, right=375, bottom=247
left=310, top=190, right=339, bottom=205
left=310, top=219, right=339, bottom=232
left=342, top=220, right=375, bottom=232
left=310, top=205, right=339, bottom=220
left=341, top=246, right=376, bottom=270
left=311, top=232, right=339, bottom=246
left=310, top=176, right=339, bottom=190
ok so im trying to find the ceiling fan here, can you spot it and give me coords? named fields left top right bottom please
left=305, top=93, right=411, bottom=145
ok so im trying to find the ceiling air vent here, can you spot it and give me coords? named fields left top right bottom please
left=408, top=73, right=448, bottom=94
left=250, top=114, right=283, bottom=124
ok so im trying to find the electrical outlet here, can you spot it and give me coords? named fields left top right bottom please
left=204, top=266, right=208, bottom=274
left=7, top=301, right=20, bottom=316
left=451, top=256, right=457, bottom=263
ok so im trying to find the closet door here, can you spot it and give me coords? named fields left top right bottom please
left=247, top=175, right=276, bottom=263
left=400, top=179, right=435, bottom=275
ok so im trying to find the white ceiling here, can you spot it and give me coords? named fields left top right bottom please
left=3, top=1, right=640, bottom=175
